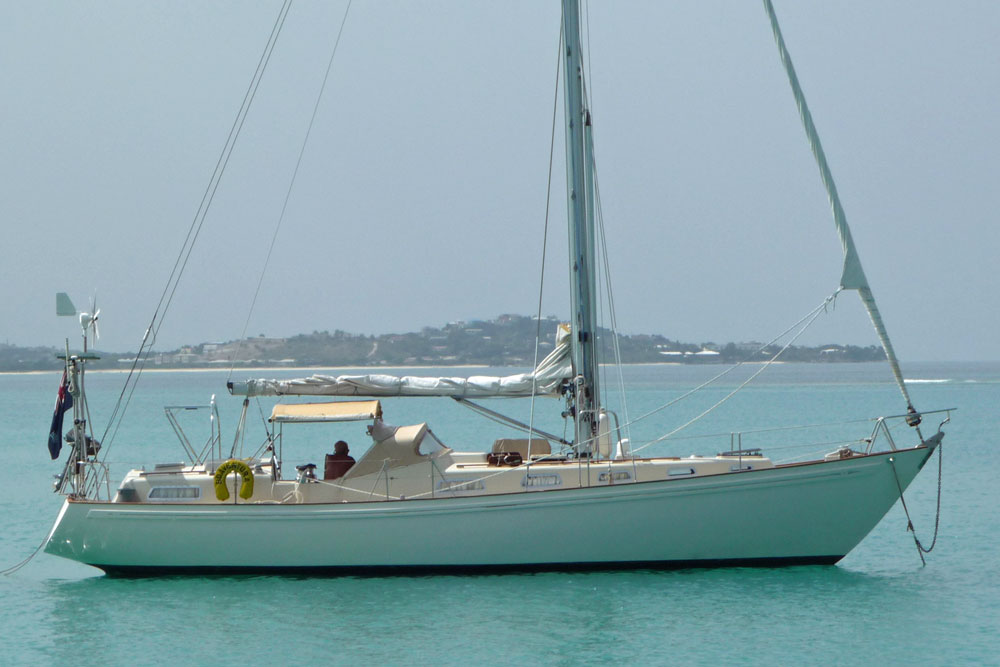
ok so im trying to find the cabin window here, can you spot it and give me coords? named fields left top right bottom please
left=730, top=464, right=753, bottom=472
left=598, top=471, right=631, bottom=482
left=437, top=478, right=485, bottom=492
left=148, top=486, right=201, bottom=500
left=668, top=467, right=696, bottom=477
left=522, top=474, right=562, bottom=488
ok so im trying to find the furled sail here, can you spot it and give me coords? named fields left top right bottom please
left=229, top=324, right=572, bottom=398
left=764, top=0, right=916, bottom=414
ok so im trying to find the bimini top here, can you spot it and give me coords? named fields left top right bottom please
left=269, top=400, right=383, bottom=424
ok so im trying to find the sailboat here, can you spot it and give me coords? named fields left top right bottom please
left=43, top=1, right=948, bottom=574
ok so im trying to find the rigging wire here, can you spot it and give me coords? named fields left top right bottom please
left=98, top=0, right=294, bottom=459
left=644, top=415, right=877, bottom=444
left=592, top=143, right=632, bottom=451
left=596, top=181, right=636, bottom=483
left=620, top=289, right=842, bottom=439
left=228, top=0, right=354, bottom=379
left=577, top=7, right=633, bottom=461
left=584, top=0, right=594, bottom=107
left=526, top=19, right=564, bottom=457
left=629, top=290, right=839, bottom=456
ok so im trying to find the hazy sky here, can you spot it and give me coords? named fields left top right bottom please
left=2, top=2, right=998, bottom=361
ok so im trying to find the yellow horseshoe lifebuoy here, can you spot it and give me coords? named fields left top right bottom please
left=214, top=459, right=254, bottom=501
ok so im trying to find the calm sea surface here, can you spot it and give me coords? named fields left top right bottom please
left=1, top=362, right=997, bottom=664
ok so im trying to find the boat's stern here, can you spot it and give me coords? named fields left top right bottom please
left=43, top=498, right=81, bottom=563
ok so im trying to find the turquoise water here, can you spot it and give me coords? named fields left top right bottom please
left=1, top=362, right=997, bottom=664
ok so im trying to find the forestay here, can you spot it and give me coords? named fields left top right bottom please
left=229, top=325, right=572, bottom=399
left=764, top=0, right=916, bottom=413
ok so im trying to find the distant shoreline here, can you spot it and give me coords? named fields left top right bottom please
left=1, top=314, right=892, bottom=372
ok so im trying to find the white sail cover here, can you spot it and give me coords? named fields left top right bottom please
left=230, top=325, right=572, bottom=398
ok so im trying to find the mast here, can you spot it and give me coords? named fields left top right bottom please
left=561, top=0, right=601, bottom=453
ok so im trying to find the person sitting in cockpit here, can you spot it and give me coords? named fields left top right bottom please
left=324, top=440, right=355, bottom=480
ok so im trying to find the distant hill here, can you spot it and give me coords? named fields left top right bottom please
left=0, top=343, right=72, bottom=372
left=0, top=314, right=885, bottom=372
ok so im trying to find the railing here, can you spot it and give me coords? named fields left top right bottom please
left=163, top=399, right=222, bottom=466
left=863, top=408, right=953, bottom=455
left=77, top=460, right=112, bottom=501
left=651, top=407, right=958, bottom=464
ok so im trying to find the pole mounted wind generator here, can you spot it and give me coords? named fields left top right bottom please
left=56, top=292, right=100, bottom=352
left=50, top=292, right=105, bottom=497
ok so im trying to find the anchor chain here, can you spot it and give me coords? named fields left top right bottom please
left=0, top=534, right=49, bottom=576
left=889, top=442, right=943, bottom=566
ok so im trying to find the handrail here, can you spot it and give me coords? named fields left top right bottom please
left=701, top=408, right=954, bottom=459
left=876, top=407, right=956, bottom=422
left=163, top=402, right=225, bottom=466
left=864, top=408, right=954, bottom=454
left=77, top=460, right=112, bottom=501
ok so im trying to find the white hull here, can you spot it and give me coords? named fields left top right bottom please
left=44, top=445, right=935, bottom=574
